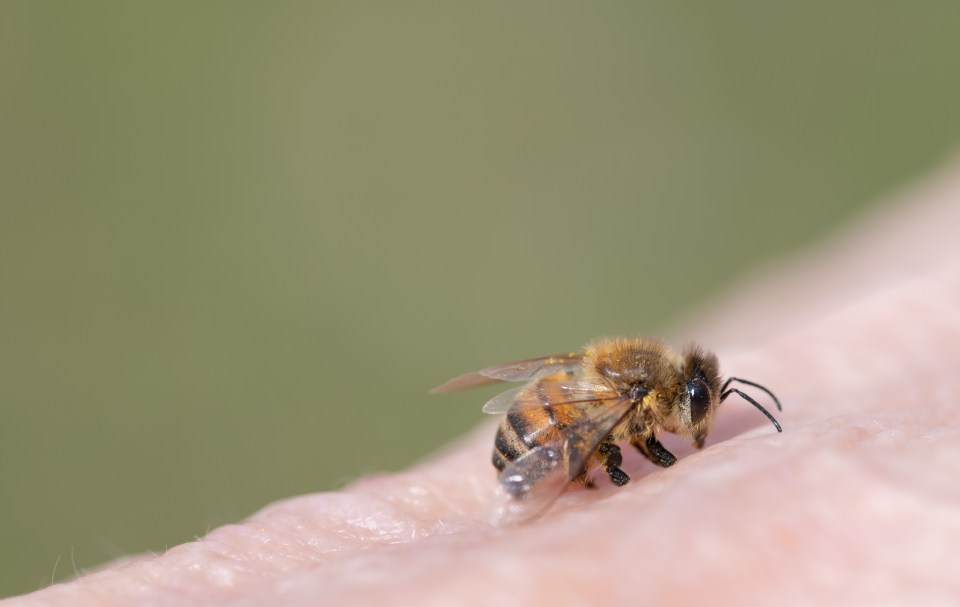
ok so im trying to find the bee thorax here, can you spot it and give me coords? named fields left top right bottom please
left=628, top=384, right=649, bottom=401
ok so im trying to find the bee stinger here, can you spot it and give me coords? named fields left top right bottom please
left=431, top=336, right=782, bottom=524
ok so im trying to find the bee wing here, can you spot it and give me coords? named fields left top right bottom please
left=481, top=381, right=619, bottom=414
left=429, top=352, right=585, bottom=393
left=491, top=396, right=634, bottom=525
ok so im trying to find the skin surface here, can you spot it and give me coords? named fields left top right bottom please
left=6, top=162, right=960, bottom=606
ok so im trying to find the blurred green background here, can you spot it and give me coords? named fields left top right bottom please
left=3, top=1, right=960, bottom=597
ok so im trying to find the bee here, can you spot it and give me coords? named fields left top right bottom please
left=432, top=336, right=782, bottom=522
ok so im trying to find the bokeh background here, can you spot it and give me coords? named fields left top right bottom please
left=3, top=2, right=960, bottom=597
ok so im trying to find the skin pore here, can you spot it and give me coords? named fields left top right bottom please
left=6, top=161, right=960, bottom=606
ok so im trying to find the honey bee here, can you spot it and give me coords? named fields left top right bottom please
left=432, top=336, right=782, bottom=522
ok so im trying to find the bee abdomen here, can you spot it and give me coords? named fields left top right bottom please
left=492, top=425, right=523, bottom=471
left=491, top=405, right=561, bottom=471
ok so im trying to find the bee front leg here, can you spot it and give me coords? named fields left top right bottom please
left=631, top=434, right=677, bottom=468
left=598, top=441, right=630, bottom=487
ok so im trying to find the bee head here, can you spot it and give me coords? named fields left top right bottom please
left=678, top=345, right=721, bottom=448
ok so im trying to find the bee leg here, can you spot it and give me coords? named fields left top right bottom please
left=574, top=470, right=597, bottom=489
left=598, top=442, right=630, bottom=487
left=631, top=435, right=677, bottom=468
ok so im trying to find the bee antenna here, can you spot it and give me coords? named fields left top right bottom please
left=720, top=377, right=782, bottom=411
left=720, top=388, right=782, bottom=433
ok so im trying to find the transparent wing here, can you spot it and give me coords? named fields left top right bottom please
left=491, top=396, right=634, bottom=525
left=481, top=381, right=619, bottom=414
left=429, top=352, right=584, bottom=393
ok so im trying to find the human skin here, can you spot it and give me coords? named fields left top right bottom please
left=7, top=163, right=960, bottom=606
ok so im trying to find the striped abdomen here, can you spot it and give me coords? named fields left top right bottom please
left=491, top=374, right=586, bottom=471
left=492, top=405, right=562, bottom=471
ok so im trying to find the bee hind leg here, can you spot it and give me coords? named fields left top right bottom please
left=598, top=441, right=630, bottom=487
left=631, top=434, right=677, bottom=467
left=573, top=470, right=597, bottom=489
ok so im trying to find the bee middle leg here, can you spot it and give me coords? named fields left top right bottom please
left=598, top=440, right=630, bottom=487
left=631, top=434, right=677, bottom=468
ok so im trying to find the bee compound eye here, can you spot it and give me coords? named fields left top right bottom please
left=687, top=378, right=710, bottom=425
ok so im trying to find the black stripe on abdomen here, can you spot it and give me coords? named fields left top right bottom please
left=495, top=426, right=523, bottom=460
left=507, top=412, right=536, bottom=447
